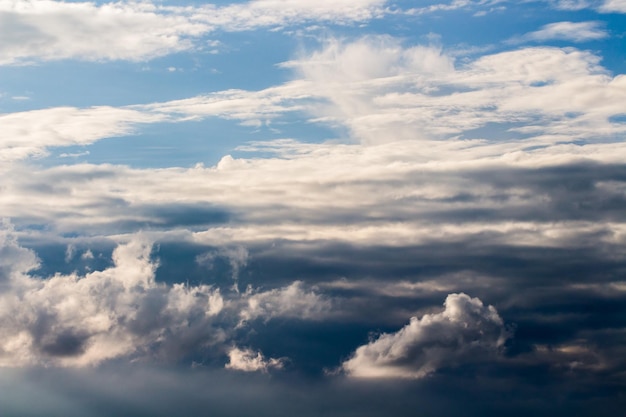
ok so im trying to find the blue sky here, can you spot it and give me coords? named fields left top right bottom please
left=1, top=0, right=626, bottom=415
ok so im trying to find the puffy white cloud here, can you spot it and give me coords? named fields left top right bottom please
left=341, top=293, right=509, bottom=378
left=513, top=21, right=608, bottom=43
left=225, top=346, right=285, bottom=372
left=0, top=230, right=226, bottom=367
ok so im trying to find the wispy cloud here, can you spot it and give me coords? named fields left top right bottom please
left=509, top=21, right=608, bottom=44
left=0, top=0, right=386, bottom=65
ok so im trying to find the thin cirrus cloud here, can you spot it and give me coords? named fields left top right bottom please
left=598, top=0, right=626, bottom=12
left=510, top=21, right=608, bottom=44
left=550, top=0, right=626, bottom=12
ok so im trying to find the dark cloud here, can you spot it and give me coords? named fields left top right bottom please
left=1, top=365, right=624, bottom=417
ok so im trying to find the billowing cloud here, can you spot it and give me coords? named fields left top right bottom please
left=0, top=231, right=226, bottom=366
left=225, top=346, right=285, bottom=372
left=341, top=293, right=509, bottom=378
left=0, top=224, right=341, bottom=367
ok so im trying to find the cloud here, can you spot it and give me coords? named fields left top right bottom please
left=0, top=223, right=340, bottom=367
left=0, top=230, right=227, bottom=366
left=512, top=21, right=608, bottom=43
left=341, top=293, right=509, bottom=378
left=193, top=0, right=386, bottom=31
left=287, top=38, right=626, bottom=143
left=599, top=0, right=626, bottom=12
left=241, top=281, right=331, bottom=322
left=550, top=0, right=593, bottom=10
left=0, top=106, right=165, bottom=162
left=0, top=219, right=39, bottom=284
left=549, top=0, right=626, bottom=12
left=404, top=0, right=502, bottom=16
left=225, top=346, right=285, bottom=372
left=0, top=0, right=207, bottom=65
left=4, top=38, right=625, bottom=164
left=0, top=0, right=386, bottom=65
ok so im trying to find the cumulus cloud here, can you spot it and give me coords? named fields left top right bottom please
left=512, top=21, right=608, bottom=43
left=225, top=346, right=285, bottom=372
left=341, top=293, right=509, bottom=378
left=0, top=230, right=226, bottom=366
left=0, top=223, right=342, bottom=367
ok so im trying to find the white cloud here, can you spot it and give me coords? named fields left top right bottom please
left=240, top=281, right=331, bottom=322
left=225, top=346, right=285, bottom=372
left=0, top=0, right=386, bottom=65
left=4, top=38, right=625, bottom=164
left=287, top=38, right=626, bottom=143
left=513, top=21, right=608, bottom=43
left=599, top=0, right=626, bottom=12
left=551, top=0, right=593, bottom=10
left=0, top=219, right=39, bottom=284
left=341, top=293, right=509, bottom=378
left=404, top=0, right=502, bottom=16
left=0, top=0, right=208, bottom=65
left=193, top=0, right=386, bottom=31
left=0, top=106, right=165, bottom=162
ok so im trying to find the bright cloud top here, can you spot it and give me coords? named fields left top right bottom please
left=0, top=226, right=329, bottom=368
left=342, top=293, right=508, bottom=379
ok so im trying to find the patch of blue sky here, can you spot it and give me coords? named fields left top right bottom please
left=40, top=112, right=338, bottom=168
left=0, top=33, right=298, bottom=112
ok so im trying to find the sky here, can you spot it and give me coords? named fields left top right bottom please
left=1, top=0, right=626, bottom=415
